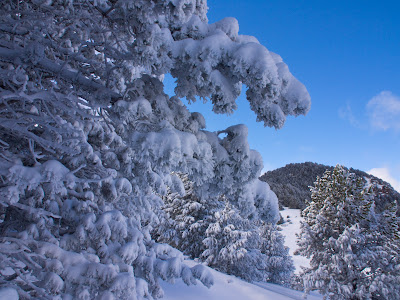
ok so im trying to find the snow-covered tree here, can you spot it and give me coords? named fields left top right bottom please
left=201, top=201, right=252, bottom=274
left=154, top=173, right=221, bottom=259
left=217, top=220, right=294, bottom=285
left=0, top=0, right=309, bottom=298
left=296, top=165, right=400, bottom=299
left=258, top=223, right=294, bottom=286
left=156, top=175, right=294, bottom=285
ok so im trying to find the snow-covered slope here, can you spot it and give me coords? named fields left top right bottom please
left=279, top=207, right=310, bottom=273
left=161, top=259, right=321, bottom=300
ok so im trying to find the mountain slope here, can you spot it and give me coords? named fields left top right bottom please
left=260, top=162, right=400, bottom=215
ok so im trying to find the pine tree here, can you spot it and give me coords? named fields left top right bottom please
left=259, top=223, right=294, bottom=286
left=296, top=165, right=400, bottom=299
left=0, top=0, right=309, bottom=298
left=156, top=174, right=295, bottom=284
left=154, top=173, right=221, bottom=259
left=201, top=201, right=252, bottom=274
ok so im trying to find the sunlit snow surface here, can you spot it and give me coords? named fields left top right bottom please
left=279, top=207, right=311, bottom=273
left=161, top=259, right=321, bottom=300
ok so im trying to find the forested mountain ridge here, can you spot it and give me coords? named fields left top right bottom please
left=260, top=162, right=400, bottom=215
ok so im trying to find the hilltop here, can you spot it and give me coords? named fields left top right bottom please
left=260, top=162, right=400, bottom=215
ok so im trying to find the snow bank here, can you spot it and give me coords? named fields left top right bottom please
left=279, top=208, right=310, bottom=273
left=161, top=260, right=321, bottom=300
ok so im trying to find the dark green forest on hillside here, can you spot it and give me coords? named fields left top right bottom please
left=260, top=162, right=400, bottom=215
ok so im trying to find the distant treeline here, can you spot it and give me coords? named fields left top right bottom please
left=260, top=162, right=400, bottom=215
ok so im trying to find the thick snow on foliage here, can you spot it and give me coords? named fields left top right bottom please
left=297, top=166, right=400, bottom=299
left=155, top=174, right=294, bottom=285
left=0, top=0, right=310, bottom=298
left=0, top=287, right=19, bottom=300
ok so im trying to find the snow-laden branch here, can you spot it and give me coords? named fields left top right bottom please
left=0, top=46, right=121, bottom=104
left=0, top=1, right=310, bottom=298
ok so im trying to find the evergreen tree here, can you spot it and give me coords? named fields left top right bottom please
left=0, top=0, right=309, bottom=298
left=296, top=165, right=400, bottom=299
left=156, top=176, right=294, bottom=285
left=260, top=162, right=400, bottom=213
left=201, top=201, right=252, bottom=275
left=154, top=173, right=221, bottom=259
left=259, top=223, right=294, bottom=286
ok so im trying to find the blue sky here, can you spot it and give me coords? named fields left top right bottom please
left=166, top=0, right=400, bottom=191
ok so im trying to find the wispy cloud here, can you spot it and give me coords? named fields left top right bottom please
left=340, top=91, right=400, bottom=132
left=366, top=91, right=400, bottom=132
left=338, top=103, right=362, bottom=128
left=367, top=167, right=400, bottom=192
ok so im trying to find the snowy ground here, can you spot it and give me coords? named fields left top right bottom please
left=279, top=207, right=310, bottom=273
left=161, top=260, right=321, bottom=300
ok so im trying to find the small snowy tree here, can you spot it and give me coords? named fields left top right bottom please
left=258, top=223, right=294, bottom=286
left=197, top=201, right=294, bottom=284
left=296, top=165, right=400, bottom=299
left=156, top=175, right=294, bottom=284
left=154, top=173, right=221, bottom=259
left=0, top=0, right=309, bottom=298
left=201, top=201, right=252, bottom=274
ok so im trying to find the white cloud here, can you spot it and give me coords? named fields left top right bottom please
left=367, top=167, right=400, bottom=192
left=366, top=91, right=400, bottom=131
